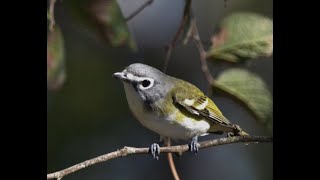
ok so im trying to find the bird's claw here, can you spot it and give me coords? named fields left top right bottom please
left=149, top=143, right=160, bottom=160
left=189, top=137, right=199, bottom=155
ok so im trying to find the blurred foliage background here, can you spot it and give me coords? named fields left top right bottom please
left=47, top=0, right=273, bottom=179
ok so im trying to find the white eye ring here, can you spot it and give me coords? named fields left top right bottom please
left=138, top=78, right=154, bottom=90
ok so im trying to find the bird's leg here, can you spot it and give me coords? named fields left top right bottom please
left=149, top=143, right=160, bottom=160
left=148, top=136, right=164, bottom=160
left=189, top=136, right=200, bottom=154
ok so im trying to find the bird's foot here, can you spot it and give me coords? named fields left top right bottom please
left=189, top=136, right=199, bottom=155
left=149, top=143, right=160, bottom=160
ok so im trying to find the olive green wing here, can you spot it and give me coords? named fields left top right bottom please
left=172, top=84, right=231, bottom=126
left=170, top=79, right=249, bottom=135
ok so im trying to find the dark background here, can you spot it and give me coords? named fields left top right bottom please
left=47, top=0, right=273, bottom=179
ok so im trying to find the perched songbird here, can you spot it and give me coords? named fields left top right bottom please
left=113, top=63, right=248, bottom=159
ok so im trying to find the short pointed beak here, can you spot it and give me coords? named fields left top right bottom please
left=113, top=72, right=126, bottom=80
left=113, top=70, right=138, bottom=83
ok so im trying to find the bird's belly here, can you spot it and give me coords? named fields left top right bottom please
left=136, top=111, right=210, bottom=140
left=123, top=83, right=210, bottom=140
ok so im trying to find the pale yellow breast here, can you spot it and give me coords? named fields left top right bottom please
left=123, top=83, right=210, bottom=140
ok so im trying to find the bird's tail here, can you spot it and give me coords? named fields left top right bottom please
left=238, top=129, right=249, bottom=136
left=232, top=124, right=249, bottom=136
left=230, top=124, right=251, bottom=145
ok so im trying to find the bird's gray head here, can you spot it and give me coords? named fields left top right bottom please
left=113, top=63, right=174, bottom=105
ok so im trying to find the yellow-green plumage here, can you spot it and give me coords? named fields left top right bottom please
left=169, top=78, right=236, bottom=134
left=114, top=63, right=248, bottom=141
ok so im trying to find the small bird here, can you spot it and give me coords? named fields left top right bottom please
left=113, top=63, right=248, bottom=159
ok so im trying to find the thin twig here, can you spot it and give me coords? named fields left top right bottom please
left=47, top=135, right=272, bottom=180
left=190, top=18, right=215, bottom=84
left=163, top=0, right=192, bottom=72
left=49, top=0, right=56, bottom=31
left=125, top=0, right=154, bottom=21
left=166, top=138, right=180, bottom=180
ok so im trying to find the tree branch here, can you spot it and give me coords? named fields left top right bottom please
left=125, top=0, right=154, bottom=22
left=47, top=135, right=272, bottom=180
left=166, top=138, right=180, bottom=180
left=190, top=18, right=215, bottom=84
left=163, top=0, right=192, bottom=72
left=48, top=0, right=56, bottom=31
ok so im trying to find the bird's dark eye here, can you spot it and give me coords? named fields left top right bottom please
left=142, top=80, right=151, bottom=87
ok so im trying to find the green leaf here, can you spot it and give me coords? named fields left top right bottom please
left=214, top=68, right=273, bottom=126
left=207, top=12, right=273, bottom=62
left=66, top=0, right=136, bottom=49
left=47, top=26, right=66, bottom=91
